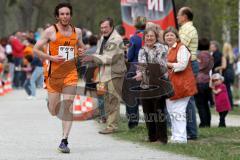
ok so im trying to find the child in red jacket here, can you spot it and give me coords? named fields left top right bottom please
left=210, top=73, right=231, bottom=127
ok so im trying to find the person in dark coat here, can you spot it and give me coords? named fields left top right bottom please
left=195, top=38, right=214, bottom=128
left=125, top=16, right=146, bottom=129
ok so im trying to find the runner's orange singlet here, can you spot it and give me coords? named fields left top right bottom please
left=46, top=24, right=78, bottom=93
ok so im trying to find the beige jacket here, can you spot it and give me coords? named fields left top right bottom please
left=92, top=30, right=127, bottom=82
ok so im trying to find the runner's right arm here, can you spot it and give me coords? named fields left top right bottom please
left=33, top=27, right=65, bottom=63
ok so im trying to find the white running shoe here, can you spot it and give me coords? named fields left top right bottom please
left=26, top=96, right=37, bottom=100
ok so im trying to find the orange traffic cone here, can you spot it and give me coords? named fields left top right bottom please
left=6, top=74, right=12, bottom=92
left=0, top=79, right=4, bottom=96
left=73, top=95, right=82, bottom=114
left=81, top=97, right=94, bottom=120
left=85, top=97, right=93, bottom=109
left=3, top=74, right=12, bottom=93
left=73, top=96, right=96, bottom=121
left=3, top=81, right=9, bottom=94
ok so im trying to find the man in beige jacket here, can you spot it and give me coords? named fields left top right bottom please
left=81, top=17, right=127, bottom=134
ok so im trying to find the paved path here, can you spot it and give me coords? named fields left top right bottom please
left=0, top=89, right=199, bottom=160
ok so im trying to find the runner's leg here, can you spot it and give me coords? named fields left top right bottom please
left=62, top=86, right=76, bottom=139
left=47, top=92, right=61, bottom=116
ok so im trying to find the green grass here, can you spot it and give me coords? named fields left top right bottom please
left=233, top=86, right=240, bottom=100
left=232, top=88, right=240, bottom=115
left=113, top=119, right=240, bottom=160
left=210, top=107, right=240, bottom=116
left=229, top=107, right=240, bottom=115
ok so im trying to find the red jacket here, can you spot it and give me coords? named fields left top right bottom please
left=10, top=37, right=25, bottom=58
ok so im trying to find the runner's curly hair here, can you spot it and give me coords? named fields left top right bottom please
left=54, top=2, right=73, bottom=17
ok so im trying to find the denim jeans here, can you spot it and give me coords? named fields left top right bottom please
left=30, top=66, right=43, bottom=96
left=9, top=63, right=15, bottom=82
left=97, top=96, right=105, bottom=118
left=186, top=60, right=199, bottom=138
left=126, top=102, right=139, bottom=128
left=36, top=73, right=44, bottom=88
left=191, top=60, right=199, bottom=77
left=186, top=96, right=198, bottom=138
left=13, top=58, right=23, bottom=88
left=23, top=79, right=31, bottom=96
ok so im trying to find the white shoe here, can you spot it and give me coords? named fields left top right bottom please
left=26, top=96, right=37, bottom=100
left=168, top=139, right=187, bottom=144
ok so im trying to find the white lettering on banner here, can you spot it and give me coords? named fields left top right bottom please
left=58, top=46, right=75, bottom=61
left=126, top=0, right=138, bottom=3
left=148, top=0, right=164, bottom=12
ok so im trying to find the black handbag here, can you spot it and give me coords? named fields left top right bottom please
left=141, top=50, right=174, bottom=99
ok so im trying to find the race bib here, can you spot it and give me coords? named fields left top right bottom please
left=58, top=46, right=75, bottom=61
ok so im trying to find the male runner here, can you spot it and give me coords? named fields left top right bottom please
left=33, top=2, right=85, bottom=153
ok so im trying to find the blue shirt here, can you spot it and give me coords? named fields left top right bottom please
left=31, top=56, right=43, bottom=67
left=127, top=30, right=144, bottom=62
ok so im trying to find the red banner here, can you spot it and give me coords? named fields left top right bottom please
left=121, top=0, right=177, bottom=38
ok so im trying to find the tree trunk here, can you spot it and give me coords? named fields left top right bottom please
left=222, top=21, right=231, bottom=43
left=222, top=2, right=231, bottom=43
left=238, top=0, right=240, bottom=50
left=0, top=1, right=7, bottom=37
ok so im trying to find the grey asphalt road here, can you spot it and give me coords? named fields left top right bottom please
left=0, top=89, right=201, bottom=160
